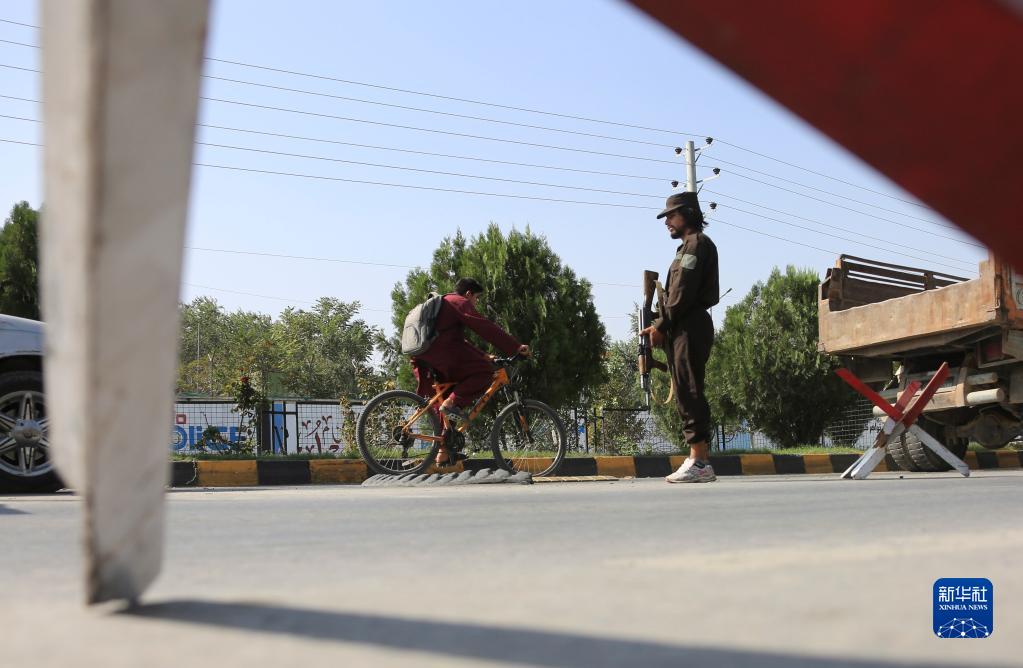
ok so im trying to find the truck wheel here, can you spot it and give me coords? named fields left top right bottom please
left=886, top=435, right=921, bottom=472
left=902, top=417, right=968, bottom=472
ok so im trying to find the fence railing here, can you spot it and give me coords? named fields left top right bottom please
left=171, top=396, right=883, bottom=456
left=569, top=398, right=882, bottom=455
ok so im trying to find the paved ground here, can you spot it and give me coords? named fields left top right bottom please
left=4, top=471, right=1021, bottom=667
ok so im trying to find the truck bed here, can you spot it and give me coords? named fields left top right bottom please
left=818, top=255, right=1003, bottom=358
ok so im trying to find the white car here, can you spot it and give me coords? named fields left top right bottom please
left=0, top=314, right=59, bottom=493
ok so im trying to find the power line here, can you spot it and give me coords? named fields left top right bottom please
left=201, top=55, right=705, bottom=138
left=0, top=94, right=36, bottom=105
left=196, top=161, right=659, bottom=209
left=0, top=63, right=683, bottom=165
left=0, top=112, right=35, bottom=123
left=0, top=20, right=702, bottom=140
left=186, top=246, right=640, bottom=289
left=0, top=37, right=34, bottom=49
left=0, top=37, right=680, bottom=150
left=198, top=123, right=670, bottom=182
left=198, top=60, right=953, bottom=211
left=0, top=17, right=955, bottom=210
left=203, top=73, right=675, bottom=149
left=185, top=282, right=395, bottom=311
left=0, top=134, right=654, bottom=287
left=714, top=139, right=934, bottom=210
left=0, top=101, right=672, bottom=182
left=0, top=41, right=949, bottom=225
left=710, top=155, right=951, bottom=228
left=713, top=202, right=974, bottom=270
left=184, top=282, right=631, bottom=320
left=191, top=162, right=978, bottom=275
left=199, top=94, right=682, bottom=165
left=0, top=135, right=981, bottom=271
left=704, top=177, right=983, bottom=248
left=0, top=128, right=657, bottom=207
left=0, top=62, right=35, bottom=74
left=0, top=49, right=958, bottom=231
left=0, top=135, right=644, bottom=210
left=713, top=216, right=841, bottom=257
left=0, top=42, right=945, bottom=231
left=0, top=108, right=980, bottom=257
left=0, top=18, right=34, bottom=29
left=707, top=192, right=978, bottom=265
left=194, top=141, right=992, bottom=257
left=188, top=142, right=981, bottom=258
left=720, top=169, right=961, bottom=234
left=195, top=140, right=663, bottom=199
left=187, top=246, right=415, bottom=270
left=713, top=215, right=970, bottom=278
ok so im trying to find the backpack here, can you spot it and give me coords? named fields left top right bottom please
left=400, top=292, right=445, bottom=356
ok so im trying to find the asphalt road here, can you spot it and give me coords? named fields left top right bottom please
left=4, top=471, right=1021, bottom=667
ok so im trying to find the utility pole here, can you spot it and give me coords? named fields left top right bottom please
left=684, top=140, right=698, bottom=193
left=672, top=138, right=718, bottom=194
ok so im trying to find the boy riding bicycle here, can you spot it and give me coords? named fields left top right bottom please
left=410, top=278, right=530, bottom=465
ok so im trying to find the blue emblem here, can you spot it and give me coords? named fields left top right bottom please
left=933, top=578, right=993, bottom=638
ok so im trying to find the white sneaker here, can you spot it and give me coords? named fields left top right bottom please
left=665, top=458, right=695, bottom=482
left=666, top=459, right=716, bottom=483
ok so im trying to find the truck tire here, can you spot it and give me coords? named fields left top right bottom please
left=902, top=417, right=968, bottom=472
left=885, top=435, right=921, bottom=472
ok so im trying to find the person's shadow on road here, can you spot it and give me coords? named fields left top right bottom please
left=122, top=600, right=974, bottom=668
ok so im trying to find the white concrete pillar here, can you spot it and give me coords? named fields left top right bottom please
left=40, top=0, right=209, bottom=604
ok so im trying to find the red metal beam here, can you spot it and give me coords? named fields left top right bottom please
left=630, top=1, right=1023, bottom=265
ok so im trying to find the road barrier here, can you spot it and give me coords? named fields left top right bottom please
left=169, top=450, right=1022, bottom=487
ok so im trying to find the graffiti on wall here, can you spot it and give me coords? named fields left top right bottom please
left=301, top=414, right=343, bottom=453
left=170, top=405, right=248, bottom=453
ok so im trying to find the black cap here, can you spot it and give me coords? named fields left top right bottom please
left=656, top=191, right=703, bottom=219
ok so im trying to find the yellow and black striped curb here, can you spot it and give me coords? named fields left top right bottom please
left=169, top=451, right=1023, bottom=487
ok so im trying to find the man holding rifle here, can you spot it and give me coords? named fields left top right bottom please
left=640, top=191, right=720, bottom=483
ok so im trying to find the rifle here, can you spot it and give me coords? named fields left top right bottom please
left=638, top=270, right=672, bottom=408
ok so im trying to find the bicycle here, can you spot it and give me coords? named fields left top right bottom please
left=355, top=354, right=567, bottom=477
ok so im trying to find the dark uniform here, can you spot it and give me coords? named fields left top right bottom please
left=652, top=229, right=719, bottom=445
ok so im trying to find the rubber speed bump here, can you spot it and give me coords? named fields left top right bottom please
left=361, top=468, right=532, bottom=487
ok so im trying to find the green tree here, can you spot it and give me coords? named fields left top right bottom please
left=389, top=225, right=607, bottom=409
left=586, top=339, right=647, bottom=454
left=706, top=266, right=857, bottom=448
left=176, top=296, right=382, bottom=399
left=273, top=297, right=382, bottom=399
left=178, top=297, right=232, bottom=394
left=0, top=201, right=40, bottom=319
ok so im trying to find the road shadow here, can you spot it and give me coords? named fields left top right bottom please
left=0, top=503, right=27, bottom=514
left=122, top=600, right=980, bottom=668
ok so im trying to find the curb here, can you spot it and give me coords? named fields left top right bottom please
left=169, top=451, right=1023, bottom=488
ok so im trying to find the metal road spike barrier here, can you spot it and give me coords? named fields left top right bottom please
left=40, top=0, right=210, bottom=604
left=836, top=363, right=969, bottom=480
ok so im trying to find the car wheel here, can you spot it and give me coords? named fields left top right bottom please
left=0, top=370, right=63, bottom=493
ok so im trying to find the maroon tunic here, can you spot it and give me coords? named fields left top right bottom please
left=412, top=293, right=521, bottom=407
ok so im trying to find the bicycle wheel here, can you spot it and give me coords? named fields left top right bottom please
left=490, top=399, right=566, bottom=477
left=356, top=390, right=442, bottom=475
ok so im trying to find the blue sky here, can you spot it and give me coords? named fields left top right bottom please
left=0, top=0, right=986, bottom=343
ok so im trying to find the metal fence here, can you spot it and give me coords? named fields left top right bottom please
left=173, top=398, right=370, bottom=455
left=567, top=397, right=882, bottom=455
left=171, top=396, right=883, bottom=456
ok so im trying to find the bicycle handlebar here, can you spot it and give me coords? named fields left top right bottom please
left=494, top=352, right=529, bottom=366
